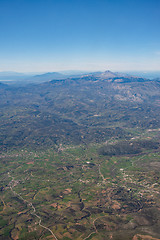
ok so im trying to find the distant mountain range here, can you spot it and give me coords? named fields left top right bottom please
left=1, top=70, right=160, bottom=85
left=0, top=71, right=84, bottom=84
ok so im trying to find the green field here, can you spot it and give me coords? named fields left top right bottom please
left=1, top=132, right=160, bottom=240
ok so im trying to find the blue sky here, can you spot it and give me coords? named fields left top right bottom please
left=0, top=0, right=160, bottom=72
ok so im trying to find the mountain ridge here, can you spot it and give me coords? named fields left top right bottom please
left=0, top=71, right=160, bottom=150
left=0, top=69, right=156, bottom=85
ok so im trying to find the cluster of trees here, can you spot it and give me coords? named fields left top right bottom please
left=99, top=140, right=159, bottom=156
left=0, top=74, right=160, bottom=151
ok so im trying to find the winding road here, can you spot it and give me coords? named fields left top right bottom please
left=7, top=162, right=108, bottom=240
left=8, top=173, right=58, bottom=240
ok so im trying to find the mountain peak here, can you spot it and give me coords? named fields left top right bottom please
left=104, top=70, right=113, bottom=73
left=98, top=70, right=118, bottom=79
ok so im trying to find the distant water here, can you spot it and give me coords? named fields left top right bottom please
left=0, top=79, right=15, bottom=81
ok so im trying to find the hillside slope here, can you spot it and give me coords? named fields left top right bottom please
left=0, top=72, right=160, bottom=150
